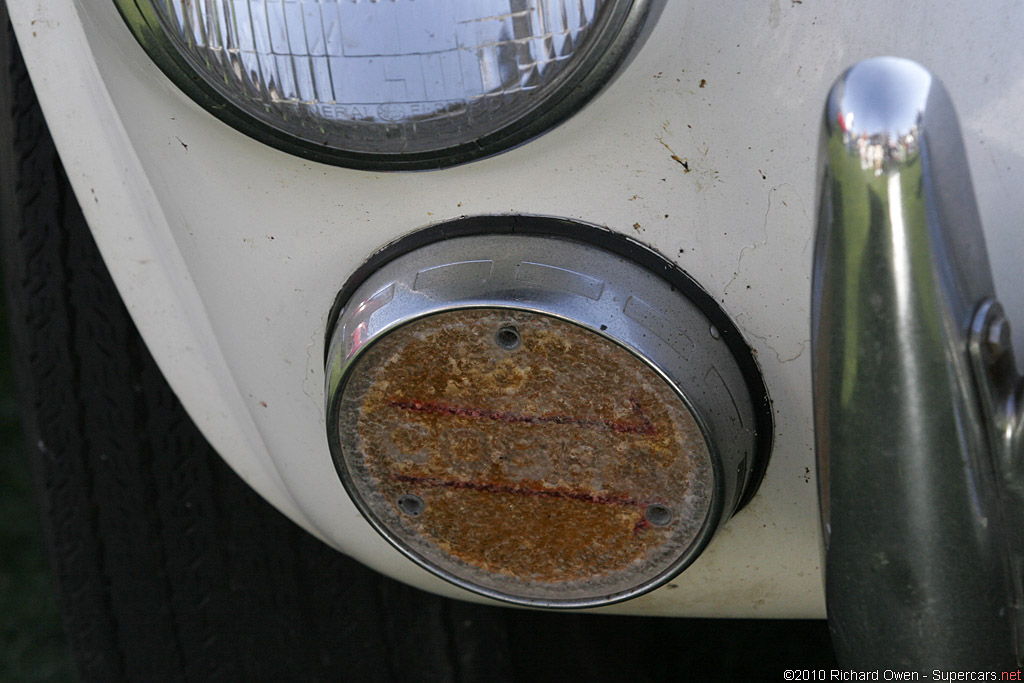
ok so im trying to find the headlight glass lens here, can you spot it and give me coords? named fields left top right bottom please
left=125, top=0, right=645, bottom=167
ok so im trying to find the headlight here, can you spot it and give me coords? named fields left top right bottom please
left=116, top=0, right=650, bottom=169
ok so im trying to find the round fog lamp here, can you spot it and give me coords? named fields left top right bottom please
left=324, top=218, right=772, bottom=607
left=116, top=0, right=650, bottom=169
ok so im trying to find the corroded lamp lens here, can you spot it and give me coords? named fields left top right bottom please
left=324, top=222, right=772, bottom=607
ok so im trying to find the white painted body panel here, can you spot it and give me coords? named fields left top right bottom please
left=9, top=0, right=1024, bottom=618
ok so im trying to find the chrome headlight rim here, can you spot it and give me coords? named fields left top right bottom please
left=114, top=0, right=652, bottom=171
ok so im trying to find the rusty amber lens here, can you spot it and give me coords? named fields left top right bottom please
left=334, top=308, right=714, bottom=605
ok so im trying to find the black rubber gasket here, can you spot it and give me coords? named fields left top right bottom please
left=325, top=215, right=774, bottom=510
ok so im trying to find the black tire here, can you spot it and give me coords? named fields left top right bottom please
left=0, top=10, right=837, bottom=682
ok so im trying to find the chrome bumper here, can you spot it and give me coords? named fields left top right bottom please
left=813, top=57, right=1021, bottom=667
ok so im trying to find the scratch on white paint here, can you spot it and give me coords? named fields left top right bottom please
left=738, top=317, right=810, bottom=364
left=725, top=185, right=781, bottom=295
